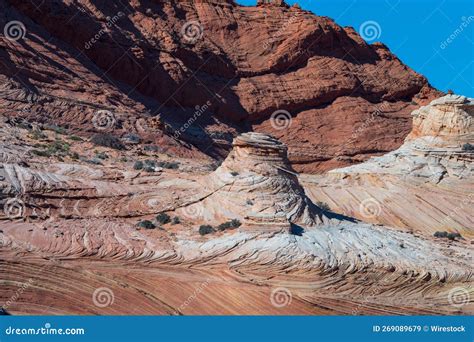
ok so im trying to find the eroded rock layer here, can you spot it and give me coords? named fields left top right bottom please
left=302, top=95, right=473, bottom=237
left=0, top=0, right=440, bottom=172
left=0, top=102, right=472, bottom=315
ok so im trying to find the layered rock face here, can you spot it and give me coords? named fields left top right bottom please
left=1, top=0, right=440, bottom=172
left=302, top=94, right=473, bottom=236
left=328, top=95, right=473, bottom=181
left=0, top=115, right=472, bottom=315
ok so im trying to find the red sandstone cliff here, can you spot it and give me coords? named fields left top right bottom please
left=0, top=0, right=441, bottom=172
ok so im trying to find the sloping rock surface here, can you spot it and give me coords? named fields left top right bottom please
left=0, top=0, right=440, bottom=172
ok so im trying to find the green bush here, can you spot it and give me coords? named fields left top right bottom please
left=137, top=220, right=156, bottom=229
left=434, top=231, right=448, bottom=238
left=133, top=161, right=144, bottom=170
left=217, top=219, right=241, bottom=231
left=95, top=152, right=109, bottom=160
left=434, top=231, right=462, bottom=240
left=156, top=213, right=171, bottom=225
left=68, top=135, right=83, bottom=141
left=447, top=232, right=462, bottom=241
left=157, top=161, right=180, bottom=170
left=462, top=143, right=474, bottom=151
left=172, top=216, right=181, bottom=225
left=30, top=129, right=47, bottom=140
left=199, top=225, right=215, bottom=236
left=90, top=133, right=125, bottom=150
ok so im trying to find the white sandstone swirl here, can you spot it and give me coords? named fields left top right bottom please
left=1, top=220, right=471, bottom=283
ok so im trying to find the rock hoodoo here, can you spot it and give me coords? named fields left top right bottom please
left=191, top=132, right=330, bottom=231
left=330, top=94, right=474, bottom=181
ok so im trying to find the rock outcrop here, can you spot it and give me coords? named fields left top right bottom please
left=302, top=94, right=474, bottom=236
left=0, top=0, right=440, bottom=172
left=184, top=132, right=329, bottom=230
left=0, top=114, right=472, bottom=315
left=328, top=95, right=473, bottom=181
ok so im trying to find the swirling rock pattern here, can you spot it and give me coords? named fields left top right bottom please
left=0, top=103, right=472, bottom=315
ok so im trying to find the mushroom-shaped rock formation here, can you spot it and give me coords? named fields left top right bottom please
left=187, top=132, right=332, bottom=231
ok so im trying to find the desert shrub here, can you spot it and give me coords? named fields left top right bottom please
left=133, top=161, right=144, bottom=170
left=217, top=219, right=241, bottom=231
left=70, top=152, right=80, bottom=160
left=156, top=213, right=171, bottom=225
left=31, top=149, right=50, bottom=157
left=462, top=143, right=474, bottom=151
left=434, top=231, right=462, bottom=240
left=90, top=133, right=125, bottom=150
left=172, top=216, right=181, bottom=225
left=316, top=201, right=331, bottom=212
left=246, top=199, right=254, bottom=206
left=143, top=145, right=159, bottom=152
left=95, top=151, right=109, bottom=160
left=447, top=232, right=462, bottom=241
left=137, top=220, right=156, bottom=229
left=30, top=129, right=47, bottom=140
left=43, top=124, right=66, bottom=135
left=157, top=161, right=180, bottom=170
left=122, top=133, right=141, bottom=144
left=434, top=231, right=448, bottom=238
left=68, top=135, right=83, bottom=141
left=86, top=158, right=102, bottom=165
left=230, top=171, right=239, bottom=176
left=199, top=225, right=215, bottom=236
left=31, top=139, right=70, bottom=157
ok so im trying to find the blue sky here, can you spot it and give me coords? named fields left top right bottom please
left=236, top=0, right=474, bottom=97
